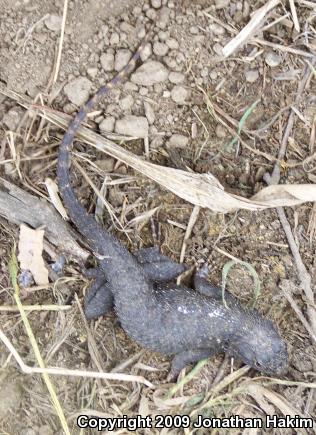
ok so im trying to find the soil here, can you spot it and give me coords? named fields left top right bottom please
left=0, top=0, right=316, bottom=434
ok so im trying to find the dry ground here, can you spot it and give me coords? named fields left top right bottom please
left=0, top=0, right=316, bottom=434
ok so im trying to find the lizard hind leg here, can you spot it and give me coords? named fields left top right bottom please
left=84, top=269, right=114, bottom=320
left=194, top=264, right=223, bottom=299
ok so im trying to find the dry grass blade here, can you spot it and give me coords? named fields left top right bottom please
left=1, top=90, right=316, bottom=213
left=38, top=107, right=316, bottom=212
left=8, top=247, right=71, bottom=435
left=0, top=327, right=154, bottom=388
left=222, top=0, right=280, bottom=57
left=246, top=382, right=304, bottom=416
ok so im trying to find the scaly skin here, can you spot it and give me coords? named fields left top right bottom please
left=57, top=26, right=289, bottom=378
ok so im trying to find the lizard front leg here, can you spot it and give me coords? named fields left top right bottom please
left=169, top=348, right=217, bottom=381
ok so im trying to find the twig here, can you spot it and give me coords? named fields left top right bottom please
left=0, top=328, right=154, bottom=388
left=0, top=304, right=71, bottom=312
left=289, top=0, right=300, bottom=32
left=52, top=0, right=69, bottom=85
left=270, top=61, right=315, bottom=183
left=252, top=38, right=314, bottom=58
left=222, top=0, right=280, bottom=57
left=281, top=284, right=316, bottom=343
left=276, top=207, right=316, bottom=342
left=179, top=205, right=200, bottom=265
left=8, top=248, right=71, bottom=435
left=264, top=62, right=316, bottom=343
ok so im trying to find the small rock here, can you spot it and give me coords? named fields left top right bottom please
left=87, top=67, right=98, bottom=79
left=167, top=134, right=189, bottom=148
left=44, top=14, right=62, bottom=32
left=245, top=69, right=259, bottom=83
left=96, top=158, right=115, bottom=172
left=209, top=23, right=225, bottom=36
left=131, top=61, right=169, bottom=86
left=115, top=49, right=132, bottom=72
left=144, top=101, right=155, bottom=124
left=20, top=430, right=37, bottom=435
left=213, top=43, right=223, bottom=56
left=110, top=32, right=120, bottom=45
left=265, top=51, right=282, bottom=67
left=38, top=426, right=54, bottom=435
left=153, top=41, right=169, bottom=56
left=64, top=77, right=92, bottom=106
left=0, top=377, right=22, bottom=419
left=151, top=0, right=161, bottom=8
left=215, top=124, right=227, bottom=138
left=190, top=26, right=199, bottom=35
left=150, top=135, right=164, bottom=149
left=157, top=6, right=170, bottom=29
left=169, top=71, right=185, bottom=84
left=140, top=43, right=152, bottom=62
left=139, top=87, right=149, bottom=96
left=99, top=116, right=115, bottom=132
left=215, top=0, right=230, bottom=8
left=119, top=95, right=134, bottom=111
left=2, top=107, right=24, bottom=130
left=115, top=115, right=149, bottom=137
left=171, top=86, right=189, bottom=105
left=100, top=52, right=114, bottom=71
left=166, top=38, right=179, bottom=50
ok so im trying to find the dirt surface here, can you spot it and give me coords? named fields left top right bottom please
left=0, top=0, right=316, bottom=433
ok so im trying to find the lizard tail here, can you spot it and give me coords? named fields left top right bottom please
left=57, top=26, right=152, bottom=248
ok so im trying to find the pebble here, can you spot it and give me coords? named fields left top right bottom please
left=209, top=23, right=225, bottom=36
left=151, top=0, right=161, bottom=8
left=115, top=49, right=132, bottom=72
left=115, top=115, right=149, bottom=138
left=140, top=42, right=152, bottom=62
left=87, top=67, right=98, bottom=79
left=119, top=95, right=134, bottom=111
left=110, top=32, right=120, bottom=45
left=215, top=124, right=227, bottom=138
left=64, top=77, right=92, bottom=106
left=44, top=14, right=62, bottom=32
left=245, top=69, right=259, bottom=83
left=96, top=158, right=115, bottom=172
left=166, top=38, right=179, bottom=50
left=153, top=42, right=169, bottom=56
left=171, top=86, right=189, bottom=105
left=144, top=101, right=155, bottom=124
left=190, top=26, right=199, bottom=35
left=2, top=107, right=24, bottom=130
left=99, top=116, right=115, bottom=132
left=131, top=61, right=169, bottom=86
left=150, top=136, right=163, bottom=149
left=215, top=0, right=230, bottom=8
left=157, top=6, right=170, bottom=29
left=265, top=51, right=282, bottom=67
left=213, top=43, right=224, bottom=56
left=100, top=52, right=114, bottom=71
left=0, top=378, right=22, bottom=419
left=169, top=71, right=185, bottom=84
left=167, top=134, right=189, bottom=148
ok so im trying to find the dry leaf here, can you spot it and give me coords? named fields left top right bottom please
left=39, top=110, right=316, bottom=213
left=45, top=177, right=68, bottom=220
left=246, top=382, right=302, bottom=417
left=2, top=90, right=316, bottom=215
left=18, top=224, right=49, bottom=285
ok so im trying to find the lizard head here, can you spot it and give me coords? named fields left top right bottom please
left=226, top=314, right=288, bottom=376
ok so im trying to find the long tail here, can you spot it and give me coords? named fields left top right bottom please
left=57, top=27, right=152, bottom=252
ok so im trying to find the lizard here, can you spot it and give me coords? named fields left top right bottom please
left=57, top=21, right=289, bottom=378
